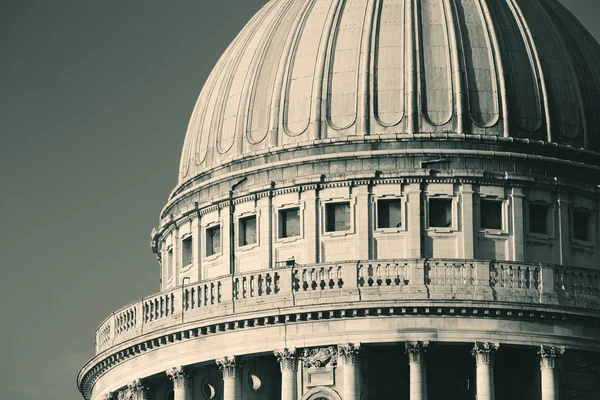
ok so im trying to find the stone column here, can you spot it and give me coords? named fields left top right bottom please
left=274, top=348, right=298, bottom=400
left=471, top=343, right=499, bottom=400
left=127, top=380, right=148, bottom=400
left=338, top=343, right=361, bottom=400
left=539, top=346, right=565, bottom=400
left=405, top=341, right=428, bottom=400
left=166, top=366, right=192, bottom=400
left=217, top=356, right=241, bottom=400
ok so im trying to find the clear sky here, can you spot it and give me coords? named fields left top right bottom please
left=0, top=1, right=598, bottom=399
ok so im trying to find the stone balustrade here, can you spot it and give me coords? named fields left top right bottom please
left=94, top=259, right=600, bottom=354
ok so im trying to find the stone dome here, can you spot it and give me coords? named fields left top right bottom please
left=178, top=0, right=600, bottom=186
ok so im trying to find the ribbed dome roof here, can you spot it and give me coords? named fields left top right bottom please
left=178, top=0, right=600, bottom=184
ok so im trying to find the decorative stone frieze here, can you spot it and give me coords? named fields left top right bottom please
left=166, top=366, right=191, bottom=388
left=472, top=342, right=499, bottom=366
left=539, top=346, right=566, bottom=370
left=274, top=348, right=298, bottom=371
left=302, top=346, right=338, bottom=368
left=338, top=343, right=361, bottom=365
left=217, top=356, right=240, bottom=379
left=405, top=341, right=429, bottom=364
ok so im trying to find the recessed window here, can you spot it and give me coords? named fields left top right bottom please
left=182, top=236, right=192, bottom=267
left=325, top=202, right=351, bottom=232
left=529, top=203, right=549, bottom=234
left=573, top=210, right=591, bottom=241
left=480, top=199, right=503, bottom=230
left=167, top=247, right=174, bottom=278
left=279, top=208, right=300, bottom=238
left=239, top=215, right=257, bottom=247
left=377, top=199, right=402, bottom=229
left=206, top=225, right=221, bottom=257
left=429, top=198, right=452, bottom=228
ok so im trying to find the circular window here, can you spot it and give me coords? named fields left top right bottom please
left=201, top=379, right=217, bottom=400
left=248, top=371, right=263, bottom=393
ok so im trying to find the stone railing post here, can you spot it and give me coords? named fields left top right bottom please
left=539, top=346, right=565, bottom=400
left=540, top=265, right=559, bottom=305
left=338, top=343, right=361, bottom=400
left=471, top=342, right=498, bottom=400
left=405, top=341, right=428, bottom=400
left=474, top=261, right=494, bottom=300
left=274, top=348, right=298, bottom=400
left=217, top=356, right=241, bottom=400
left=166, top=366, right=192, bottom=400
left=407, top=260, right=428, bottom=298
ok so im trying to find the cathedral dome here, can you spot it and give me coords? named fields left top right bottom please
left=178, top=0, right=600, bottom=186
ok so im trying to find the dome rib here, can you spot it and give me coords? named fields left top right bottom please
left=178, top=0, right=600, bottom=185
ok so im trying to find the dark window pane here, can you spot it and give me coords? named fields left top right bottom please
left=326, top=202, right=351, bottom=232
left=429, top=198, right=452, bottom=228
left=240, top=215, right=257, bottom=246
left=182, top=236, right=193, bottom=266
left=480, top=199, right=503, bottom=230
left=279, top=208, right=300, bottom=238
left=573, top=210, right=590, bottom=241
left=529, top=204, right=549, bottom=234
left=206, top=225, right=220, bottom=256
left=377, top=199, right=402, bottom=228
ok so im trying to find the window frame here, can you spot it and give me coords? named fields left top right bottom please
left=181, top=234, right=193, bottom=270
left=527, top=201, right=554, bottom=238
left=321, top=198, right=355, bottom=237
left=426, top=195, right=457, bottom=232
left=237, top=212, right=259, bottom=250
left=571, top=207, right=594, bottom=244
left=478, top=196, right=508, bottom=235
left=276, top=204, right=303, bottom=243
left=205, top=223, right=222, bottom=259
left=373, top=195, right=406, bottom=234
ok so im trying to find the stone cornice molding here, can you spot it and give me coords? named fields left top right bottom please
left=538, top=346, right=566, bottom=369
left=471, top=342, right=499, bottom=366
left=274, top=348, right=298, bottom=371
left=216, top=356, right=240, bottom=379
left=166, top=366, right=191, bottom=389
left=338, top=343, right=361, bottom=365
left=405, top=341, right=429, bottom=364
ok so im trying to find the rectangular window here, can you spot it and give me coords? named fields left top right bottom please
left=377, top=199, right=402, bottom=229
left=167, top=247, right=173, bottom=278
left=279, top=208, right=300, bottom=238
left=480, top=199, right=503, bottom=230
left=429, top=198, right=452, bottom=228
left=529, top=203, right=549, bottom=234
left=573, top=210, right=591, bottom=241
left=206, top=225, right=221, bottom=257
left=239, top=215, right=257, bottom=247
left=182, top=236, right=193, bottom=267
left=325, top=202, right=351, bottom=232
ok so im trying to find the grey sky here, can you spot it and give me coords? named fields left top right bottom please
left=0, top=1, right=598, bottom=399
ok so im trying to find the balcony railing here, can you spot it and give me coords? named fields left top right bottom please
left=94, top=259, right=600, bottom=354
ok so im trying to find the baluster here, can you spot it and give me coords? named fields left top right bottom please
left=218, top=282, right=222, bottom=302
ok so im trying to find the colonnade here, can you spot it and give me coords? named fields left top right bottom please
left=101, top=343, right=566, bottom=400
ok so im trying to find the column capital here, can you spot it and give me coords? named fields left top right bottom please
left=471, top=342, right=499, bottom=366
left=405, top=341, right=429, bottom=363
left=166, top=366, right=192, bottom=389
left=127, top=379, right=148, bottom=400
left=538, top=346, right=565, bottom=369
left=101, top=392, right=114, bottom=400
left=274, top=348, right=298, bottom=371
left=217, top=356, right=241, bottom=379
left=338, top=343, right=361, bottom=365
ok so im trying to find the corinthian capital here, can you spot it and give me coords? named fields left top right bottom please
left=166, top=366, right=191, bottom=389
left=471, top=342, right=499, bottom=366
left=405, top=341, right=429, bottom=364
left=216, top=356, right=240, bottom=379
left=274, top=348, right=298, bottom=371
left=538, top=346, right=565, bottom=369
left=338, top=343, right=361, bottom=365
left=101, top=392, right=114, bottom=400
left=127, top=379, right=148, bottom=400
